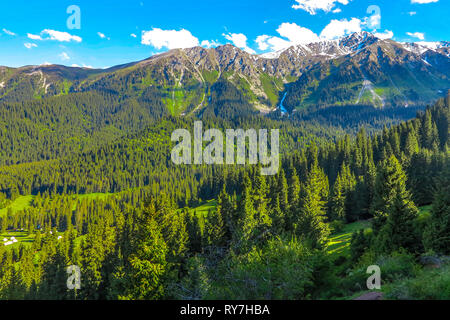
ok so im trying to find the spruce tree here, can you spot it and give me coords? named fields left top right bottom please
left=122, top=200, right=168, bottom=300
left=294, top=156, right=330, bottom=250
left=371, top=155, right=409, bottom=233
left=377, top=185, right=418, bottom=253
left=423, top=170, right=450, bottom=254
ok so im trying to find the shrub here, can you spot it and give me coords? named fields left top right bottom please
left=330, top=220, right=345, bottom=233
left=384, top=264, right=450, bottom=300
left=208, top=237, right=337, bottom=299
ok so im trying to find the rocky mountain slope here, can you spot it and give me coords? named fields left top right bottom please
left=1, top=32, right=449, bottom=114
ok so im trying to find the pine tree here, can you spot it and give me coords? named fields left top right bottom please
left=207, top=206, right=226, bottom=247
left=377, top=185, right=418, bottom=253
left=350, top=230, right=371, bottom=263
left=253, top=172, right=272, bottom=239
left=277, top=169, right=289, bottom=213
left=421, top=109, right=439, bottom=149
left=404, top=129, right=419, bottom=157
left=423, top=169, right=450, bottom=254
left=330, top=163, right=356, bottom=222
left=331, top=175, right=345, bottom=222
left=218, top=184, right=235, bottom=240
left=270, top=195, right=285, bottom=234
left=371, top=155, right=409, bottom=233
left=235, top=175, right=256, bottom=247
left=294, top=156, right=330, bottom=250
left=154, top=195, right=188, bottom=265
left=122, top=200, right=169, bottom=300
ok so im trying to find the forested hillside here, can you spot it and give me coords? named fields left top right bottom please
left=0, top=91, right=448, bottom=300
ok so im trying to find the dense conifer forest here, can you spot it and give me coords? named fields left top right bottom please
left=0, top=78, right=448, bottom=299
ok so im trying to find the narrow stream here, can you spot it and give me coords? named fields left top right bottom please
left=279, top=92, right=288, bottom=114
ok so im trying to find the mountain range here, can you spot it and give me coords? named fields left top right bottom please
left=1, top=31, right=449, bottom=115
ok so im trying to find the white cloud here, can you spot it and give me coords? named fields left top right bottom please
left=277, top=22, right=321, bottom=43
left=27, top=33, right=42, bottom=40
left=97, top=32, right=110, bottom=40
left=292, top=0, right=351, bottom=15
left=223, top=33, right=256, bottom=54
left=59, top=52, right=70, bottom=61
left=42, top=29, right=82, bottom=42
left=260, top=36, right=292, bottom=52
left=255, top=22, right=320, bottom=52
left=332, top=8, right=342, bottom=13
left=374, top=30, right=394, bottom=40
left=256, top=35, right=271, bottom=51
left=407, top=32, right=425, bottom=40
left=201, top=40, right=220, bottom=48
left=367, top=13, right=381, bottom=30
left=71, top=64, right=80, bottom=67
left=256, top=12, right=391, bottom=54
left=141, top=28, right=199, bottom=49
left=24, top=43, right=37, bottom=49
left=130, top=33, right=137, bottom=38
left=411, top=0, right=438, bottom=3
left=3, top=28, right=16, bottom=36
left=407, top=11, right=417, bottom=16
left=28, top=29, right=82, bottom=42
left=320, top=18, right=362, bottom=40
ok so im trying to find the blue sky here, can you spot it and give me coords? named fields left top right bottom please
left=0, top=0, right=448, bottom=68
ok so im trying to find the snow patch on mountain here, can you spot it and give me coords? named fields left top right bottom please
left=402, top=41, right=450, bottom=55
left=258, top=31, right=377, bottom=61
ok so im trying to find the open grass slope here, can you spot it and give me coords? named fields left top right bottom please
left=327, top=220, right=371, bottom=255
left=0, top=195, right=34, bottom=217
left=0, top=193, right=112, bottom=217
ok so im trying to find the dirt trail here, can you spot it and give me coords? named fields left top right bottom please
left=353, top=292, right=383, bottom=300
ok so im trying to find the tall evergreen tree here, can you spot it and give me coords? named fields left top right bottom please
left=121, top=200, right=168, bottom=300
left=294, top=156, right=330, bottom=249
left=371, top=155, right=410, bottom=233
left=377, top=185, right=419, bottom=253
left=423, top=169, right=450, bottom=254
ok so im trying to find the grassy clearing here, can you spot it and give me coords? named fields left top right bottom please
left=185, top=199, right=217, bottom=235
left=0, top=193, right=113, bottom=217
left=418, top=205, right=432, bottom=216
left=0, top=195, right=34, bottom=217
left=327, top=220, right=371, bottom=256
left=189, top=199, right=217, bottom=216
left=327, top=205, right=430, bottom=256
left=1, top=230, right=35, bottom=248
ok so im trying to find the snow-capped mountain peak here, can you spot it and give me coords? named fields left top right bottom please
left=258, top=31, right=380, bottom=60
